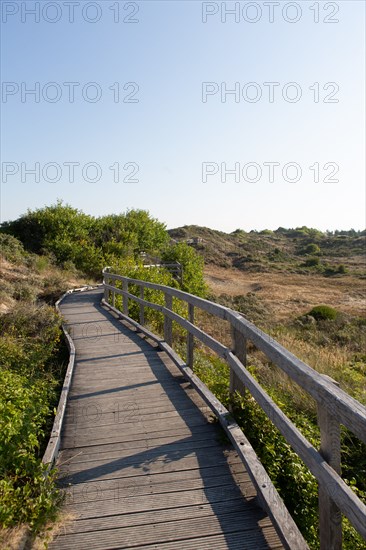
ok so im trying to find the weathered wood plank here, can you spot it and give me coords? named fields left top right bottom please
left=50, top=512, right=276, bottom=550
left=52, top=499, right=252, bottom=535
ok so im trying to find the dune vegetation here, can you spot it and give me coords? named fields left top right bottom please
left=0, top=203, right=365, bottom=548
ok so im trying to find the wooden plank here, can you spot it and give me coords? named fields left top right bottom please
left=61, top=474, right=254, bottom=506
left=51, top=500, right=251, bottom=534
left=50, top=520, right=281, bottom=550
left=61, top=422, right=219, bottom=449
left=59, top=436, right=223, bottom=463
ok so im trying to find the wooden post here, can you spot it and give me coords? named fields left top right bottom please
left=317, top=377, right=342, bottom=550
left=104, top=275, right=109, bottom=301
left=139, top=286, right=145, bottom=325
left=122, top=280, right=129, bottom=316
left=187, top=303, right=194, bottom=369
left=164, top=293, right=173, bottom=346
left=230, top=326, right=247, bottom=397
left=112, top=291, right=115, bottom=308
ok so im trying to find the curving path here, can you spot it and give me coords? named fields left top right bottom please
left=50, top=289, right=284, bottom=549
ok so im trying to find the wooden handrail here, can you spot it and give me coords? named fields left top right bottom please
left=102, top=270, right=366, bottom=549
left=102, top=271, right=366, bottom=444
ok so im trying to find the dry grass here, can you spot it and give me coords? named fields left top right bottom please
left=0, top=255, right=92, bottom=314
left=28, top=512, right=76, bottom=550
left=0, top=526, right=30, bottom=550
left=273, top=331, right=366, bottom=404
left=201, top=266, right=366, bottom=409
left=205, top=264, right=366, bottom=321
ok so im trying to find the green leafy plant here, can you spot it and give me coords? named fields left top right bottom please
left=308, top=305, right=338, bottom=321
left=161, top=242, right=207, bottom=297
left=304, top=257, right=320, bottom=267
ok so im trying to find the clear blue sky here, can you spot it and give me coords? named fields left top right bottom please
left=1, top=0, right=365, bottom=232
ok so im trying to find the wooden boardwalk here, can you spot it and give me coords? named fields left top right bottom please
left=50, top=289, right=284, bottom=549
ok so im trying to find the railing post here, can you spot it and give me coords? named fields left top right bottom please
left=112, top=290, right=115, bottom=308
left=122, top=279, right=129, bottom=316
left=139, top=286, right=145, bottom=325
left=230, top=326, right=247, bottom=397
left=104, top=274, right=109, bottom=301
left=164, top=293, right=173, bottom=346
left=317, top=376, right=342, bottom=550
left=187, top=303, right=194, bottom=369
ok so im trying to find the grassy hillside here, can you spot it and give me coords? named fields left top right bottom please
left=169, top=225, right=366, bottom=277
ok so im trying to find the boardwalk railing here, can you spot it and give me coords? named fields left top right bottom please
left=102, top=269, right=366, bottom=550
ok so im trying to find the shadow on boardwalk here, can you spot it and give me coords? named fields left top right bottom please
left=51, top=289, right=283, bottom=549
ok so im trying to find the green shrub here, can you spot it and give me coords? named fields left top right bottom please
left=303, top=243, right=321, bottom=255
left=0, top=370, right=60, bottom=529
left=0, top=233, right=26, bottom=264
left=304, top=257, right=320, bottom=267
left=0, top=301, right=64, bottom=532
left=12, top=282, right=37, bottom=303
left=161, top=243, right=207, bottom=297
left=1, top=202, right=171, bottom=278
left=308, top=305, right=338, bottom=321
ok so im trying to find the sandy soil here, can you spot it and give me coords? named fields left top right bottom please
left=204, top=265, right=366, bottom=321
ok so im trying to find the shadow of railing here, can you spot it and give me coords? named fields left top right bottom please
left=58, top=289, right=273, bottom=548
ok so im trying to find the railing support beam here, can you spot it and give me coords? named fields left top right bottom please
left=318, top=377, right=342, bottom=550
left=230, top=326, right=247, bottom=398
left=164, top=293, right=173, bottom=346
left=122, top=280, right=129, bottom=316
left=104, top=275, right=109, bottom=301
left=139, top=286, right=145, bottom=325
left=187, top=303, right=194, bottom=368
